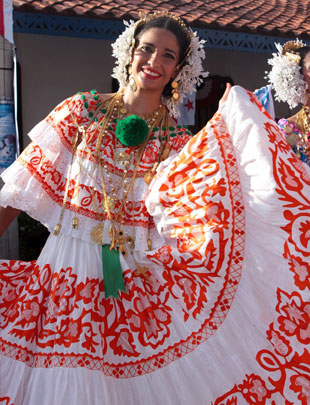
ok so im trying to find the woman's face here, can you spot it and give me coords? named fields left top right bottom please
left=302, top=51, right=310, bottom=91
left=130, top=27, right=180, bottom=94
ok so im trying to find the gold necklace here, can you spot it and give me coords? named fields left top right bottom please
left=295, top=107, right=310, bottom=159
left=53, top=90, right=171, bottom=255
left=90, top=92, right=168, bottom=256
left=301, top=106, right=310, bottom=134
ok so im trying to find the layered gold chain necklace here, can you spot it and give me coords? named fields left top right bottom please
left=54, top=90, right=170, bottom=257
left=89, top=91, right=168, bottom=256
left=296, top=106, right=310, bottom=159
left=52, top=90, right=173, bottom=298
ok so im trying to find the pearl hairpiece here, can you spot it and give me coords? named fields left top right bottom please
left=266, top=39, right=308, bottom=109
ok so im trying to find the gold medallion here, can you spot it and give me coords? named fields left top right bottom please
left=284, top=125, right=293, bottom=134
left=117, top=151, right=131, bottom=163
left=286, top=133, right=299, bottom=146
left=90, top=223, right=104, bottom=245
left=144, top=171, right=154, bottom=185
left=102, top=196, right=116, bottom=212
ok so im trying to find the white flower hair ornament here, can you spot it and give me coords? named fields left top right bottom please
left=266, top=39, right=308, bottom=109
left=111, top=13, right=209, bottom=117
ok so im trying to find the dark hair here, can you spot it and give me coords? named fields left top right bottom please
left=130, top=17, right=191, bottom=97
left=296, top=46, right=310, bottom=70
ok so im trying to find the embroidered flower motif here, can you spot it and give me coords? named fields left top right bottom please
left=267, top=323, right=292, bottom=357
left=277, top=290, right=310, bottom=344
left=299, top=220, right=310, bottom=250
left=289, top=256, right=310, bottom=290
left=239, top=374, right=270, bottom=404
left=264, top=121, right=291, bottom=153
left=127, top=290, right=171, bottom=348
left=290, top=374, right=310, bottom=404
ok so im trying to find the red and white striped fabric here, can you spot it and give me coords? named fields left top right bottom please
left=0, top=0, right=13, bottom=44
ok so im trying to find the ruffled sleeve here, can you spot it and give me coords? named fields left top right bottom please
left=167, top=124, right=193, bottom=155
left=0, top=91, right=102, bottom=232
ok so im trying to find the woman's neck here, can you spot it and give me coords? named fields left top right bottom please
left=122, top=87, right=162, bottom=116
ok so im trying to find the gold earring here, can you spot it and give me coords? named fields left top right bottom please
left=129, top=75, right=137, bottom=92
left=128, top=65, right=137, bottom=92
left=171, top=80, right=179, bottom=102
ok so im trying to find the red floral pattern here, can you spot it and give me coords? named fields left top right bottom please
left=3, top=88, right=308, bottom=403
left=214, top=93, right=310, bottom=404
left=0, top=100, right=245, bottom=378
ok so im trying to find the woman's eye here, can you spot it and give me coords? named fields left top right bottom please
left=164, top=53, right=175, bottom=60
left=140, top=45, right=152, bottom=52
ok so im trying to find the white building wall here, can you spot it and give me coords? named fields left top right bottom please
left=14, top=32, right=292, bottom=147
left=14, top=33, right=115, bottom=146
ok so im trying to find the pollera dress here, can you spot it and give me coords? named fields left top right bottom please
left=0, top=86, right=310, bottom=404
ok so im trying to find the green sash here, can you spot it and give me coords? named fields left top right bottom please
left=102, top=244, right=126, bottom=299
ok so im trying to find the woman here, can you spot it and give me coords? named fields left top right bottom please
left=1, top=12, right=310, bottom=405
left=266, top=39, right=310, bottom=165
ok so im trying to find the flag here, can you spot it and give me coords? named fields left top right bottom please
left=177, top=91, right=196, bottom=126
left=0, top=0, right=13, bottom=44
left=253, top=84, right=275, bottom=120
left=0, top=103, right=16, bottom=172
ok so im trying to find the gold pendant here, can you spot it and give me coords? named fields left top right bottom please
left=108, top=224, right=118, bottom=250
left=127, top=236, right=135, bottom=251
left=161, top=145, right=171, bottom=161
left=72, top=216, right=79, bottom=229
left=286, top=133, right=299, bottom=147
left=116, top=151, right=131, bottom=164
left=284, top=125, right=293, bottom=134
left=90, top=223, right=104, bottom=245
left=54, top=223, right=61, bottom=236
left=102, top=196, right=116, bottom=212
left=118, top=230, right=127, bottom=256
left=144, top=171, right=154, bottom=185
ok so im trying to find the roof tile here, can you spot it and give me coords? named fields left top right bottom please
left=12, top=0, right=310, bottom=39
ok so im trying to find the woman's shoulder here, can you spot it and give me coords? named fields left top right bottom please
left=51, top=90, right=116, bottom=122
left=70, top=90, right=115, bottom=107
left=164, top=115, right=193, bottom=152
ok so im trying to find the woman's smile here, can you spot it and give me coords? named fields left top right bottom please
left=141, top=67, right=161, bottom=80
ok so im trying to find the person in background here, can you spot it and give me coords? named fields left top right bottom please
left=266, top=39, right=310, bottom=166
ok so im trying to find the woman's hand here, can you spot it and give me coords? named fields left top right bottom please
left=219, top=83, right=232, bottom=108
left=0, top=206, right=21, bottom=238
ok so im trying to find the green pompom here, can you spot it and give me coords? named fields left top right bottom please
left=115, top=115, right=149, bottom=146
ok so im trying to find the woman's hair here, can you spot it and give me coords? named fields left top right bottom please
left=131, top=17, right=192, bottom=97
left=134, top=17, right=191, bottom=66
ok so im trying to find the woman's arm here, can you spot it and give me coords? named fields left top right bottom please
left=218, top=83, right=232, bottom=108
left=0, top=206, right=21, bottom=238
